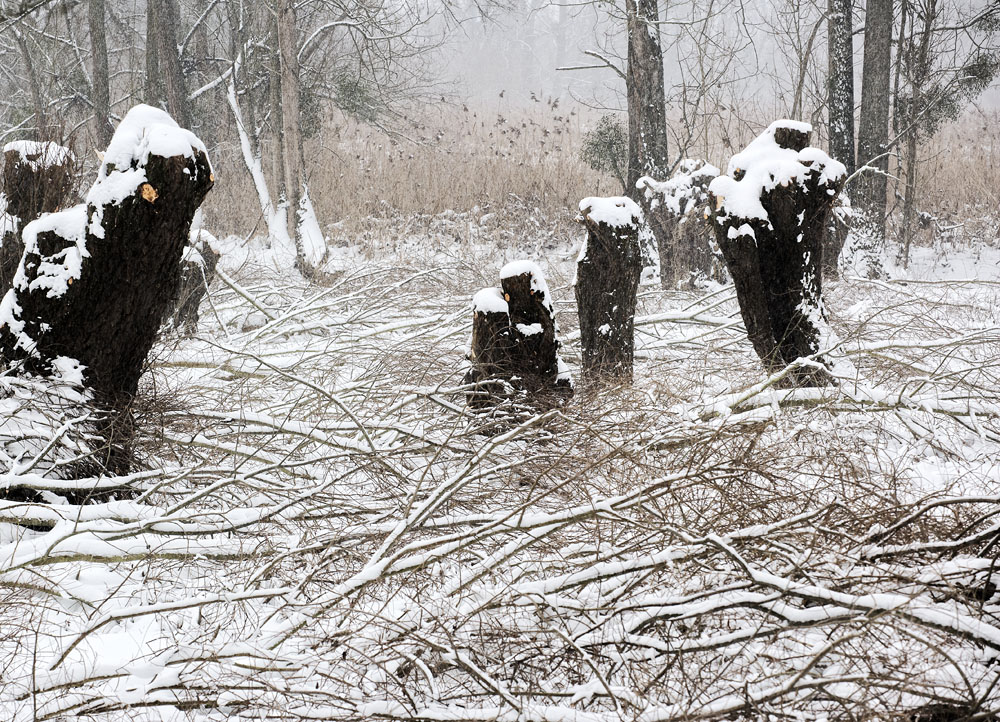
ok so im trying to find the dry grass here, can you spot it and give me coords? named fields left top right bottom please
left=199, top=102, right=1000, bottom=259
left=201, top=103, right=615, bottom=241
left=918, top=108, right=1000, bottom=217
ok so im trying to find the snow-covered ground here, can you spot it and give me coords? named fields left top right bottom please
left=2, top=216, right=1000, bottom=720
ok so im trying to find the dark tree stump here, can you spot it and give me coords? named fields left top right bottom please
left=0, top=106, right=213, bottom=471
left=708, top=120, right=846, bottom=387
left=638, top=159, right=722, bottom=288
left=169, top=229, right=221, bottom=334
left=575, top=197, right=644, bottom=383
left=1, top=141, right=74, bottom=295
left=463, top=261, right=571, bottom=408
left=464, top=288, right=515, bottom=407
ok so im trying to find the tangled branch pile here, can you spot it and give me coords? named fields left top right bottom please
left=1, top=239, right=999, bottom=721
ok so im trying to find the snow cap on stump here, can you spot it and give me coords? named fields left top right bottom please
left=87, top=104, right=209, bottom=238
left=709, top=119, right=847, bottom=231
left=577, top=196, right=642, bottom=229
left=637, top=159, right=720, bottom=215
left=3, top=140, right=74, bottom=171
left=472, top=286, right=509, bottom=315
left=499, top=260, right=554, bottom=315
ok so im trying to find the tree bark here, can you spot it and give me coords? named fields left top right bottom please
left=898, top=0, right=936, bottom=269
left=464, top=289, right=515, bottom=407
left=825, top=0, right=856, bottom=275
left=625, top=0, right=669, bottom=197
left=0, top=109, right=214, bottom=412
left=709, top=122, right=845, bottom=387
left=575, top=197, right=643, bottom=383
left=88, top=0, right=114, bottom=147
left=145, top=7, right=163, bottom=107
left=827, top=0, right=856, bottom=176
left=854, top=0, right=894, bottom=264
left=1, top=143, right=74, bottom=296
left=14, top=28, right=48, bottom=141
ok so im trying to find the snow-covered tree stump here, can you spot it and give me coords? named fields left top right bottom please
left=0, top=106, right=213, bottom=437
left=464, top=260, right=571, bottom=407
left=638, top=159, right=721, bottom=288
left=575, top=197, right=644, bottom=383
left=708, top=120, right=846, bottom=387
left=0, top=141, right=74, bottom=295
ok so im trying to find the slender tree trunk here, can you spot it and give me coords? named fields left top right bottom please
left=854, top=0, right=894, bottom=245
left=827, top=0, right=856, bottom=176
left=276, top=0, right=322, bottom=275
left=153, top=0, right=192, bottom=128
left=15, top=29, right=47, bottom=140
left=276, top=0, right=303, bottom=229
left=898, top=0, right=936, bottom=268
left=825, top=0, right=856, bottom=274
left=625, top=0, right=669, bottom=196
left=899, top=128, right=919, bottom=266
left=145, top=7, right=163, bottom=107
left=552, top=3, right=568, bottom=98
left=88, top=0, right=113, bottom=147
left=276, top=0, right=303, bottom=235
left=267, top=20, right=285, bottom=210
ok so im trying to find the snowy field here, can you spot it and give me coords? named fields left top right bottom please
left=2, top=215, right=1000, bottom=720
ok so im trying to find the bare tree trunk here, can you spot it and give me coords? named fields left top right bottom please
left=268, top=22, right=286, bottom=214
left=88, top=0, right=114, bottom=147
left=153, top=0, right=192, bottom=128
left=899, top=128, right=919, bottom=266
left=551, top=3, right=568, bottom=98
left=145, top=7, right=163, bottom=107
left=853, top=0, right=894, bottom=269
left=576, top=198, right=643, bottom=383
left=625, top=0, right=669, bottom=196
left=825, top=0, right=856, bottom=275
left=898, top=0, right=936, bottom=268
left=14, top=29, right=47, bottom=140
left=276, top=0, right=309, bottom=272
left=827, top=0, right=856, bottom=176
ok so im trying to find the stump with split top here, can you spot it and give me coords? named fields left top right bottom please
left=637, top=159, right=722, bottom=288
left=464, top=261, right=571, bottom=408
left=708, top=120, right=845, bottom=387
